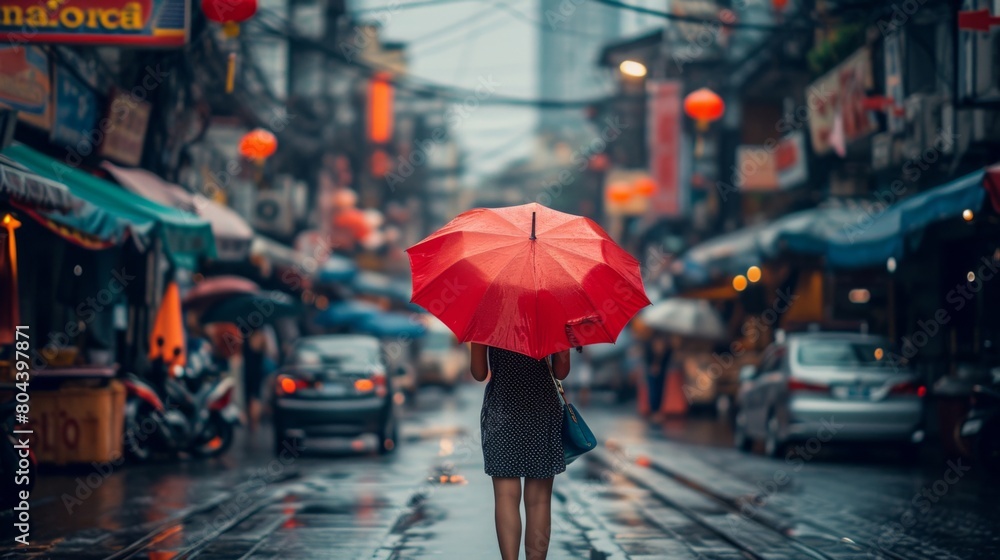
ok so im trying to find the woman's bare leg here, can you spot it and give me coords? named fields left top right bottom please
left=492, top=477, right=522, bottom=560
left=523, top=477, right=554, bottom=560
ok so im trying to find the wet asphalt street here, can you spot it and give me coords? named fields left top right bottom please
left=3, top=385, right=999, bottom=559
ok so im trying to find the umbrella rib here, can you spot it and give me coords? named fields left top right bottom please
left=410, top=238, right=526, bottom=303
left=455, top=249, right=530, bottom=343
left=536, top=249, right=616, bottom=343
left=538, top=242, right=646, bottom=295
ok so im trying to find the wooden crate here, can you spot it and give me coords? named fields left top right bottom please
left=27, top=380, right=125, bottom=466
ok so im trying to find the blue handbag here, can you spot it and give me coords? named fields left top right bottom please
left=547, top=358, right=597, bottom=465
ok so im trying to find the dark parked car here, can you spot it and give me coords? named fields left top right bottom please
left=272, top=335, right=400, bottom=455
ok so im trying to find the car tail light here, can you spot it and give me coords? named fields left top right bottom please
left=354, top=378, right=375, bottom=392
left=890, top=381, right=926, bottom=397
left=787, top=378, right=828, bottom=393
left=278, top=375, right=309, bottom=395
left=372, top=373, right=387, bottom=397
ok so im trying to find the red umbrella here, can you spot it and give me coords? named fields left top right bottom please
left=406, top=203, right=650, bottom=359
left=182, top=275, right=259, bottom=310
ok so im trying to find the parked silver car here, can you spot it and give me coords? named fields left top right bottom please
left=734, top=332, right=925, bottom=457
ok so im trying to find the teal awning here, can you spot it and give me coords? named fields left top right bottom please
left=4, top=144, right=216, bottom=268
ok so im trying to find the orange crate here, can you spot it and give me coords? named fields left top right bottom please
left=27, top=381, right=125, bottom=466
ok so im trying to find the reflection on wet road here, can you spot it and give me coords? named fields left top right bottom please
left=3, top=387, right=998, bottom=559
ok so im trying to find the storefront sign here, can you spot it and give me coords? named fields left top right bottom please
left=97, top=89, right=151, bottom=166
left=51, top=65, right=100, bottom=149
left=0, top=46, right=52, bottom=130
left=647, top=80, right=683, bottom=216
left=807, top=47, right=877, bottom=155
left=0, top=0, right=189, bottom=47
left=735, top=132, right=808, bottom=191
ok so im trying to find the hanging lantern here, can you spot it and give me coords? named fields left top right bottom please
left=238, top=128, right=278, bottom=163
left=684, top=88, right=725, bottom=158
left=607, top=183, right=633, bottom=203
left=203, top=0, right=258, bottom=92
left=202, top=0, right=258, bottom=38
left=684, top=88, right=725, bottom=131
left=634, top=177, right=656, bottom=196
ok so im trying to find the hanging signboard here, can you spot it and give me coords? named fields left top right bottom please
left=807, top=47, right=877, bottom=155
left=0, top=46, right=52, bottom=130
left=51, top=64, right=100, bottom=149
left=735, top=131, right=808, bottom=191
left=647, top=80, right=683, bottom=217
left=0, top=0, right=189, bottom=47
left=97, top=88, right=152, bottom=166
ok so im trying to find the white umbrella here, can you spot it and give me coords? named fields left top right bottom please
left=640, top=298, right=727, bottom=340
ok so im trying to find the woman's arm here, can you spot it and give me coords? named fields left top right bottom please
left=551, top=350, right=571, bottom=380
left=470, top=343, right=489, bottom=382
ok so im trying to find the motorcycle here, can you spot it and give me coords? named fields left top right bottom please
left=0, top=399, right=36, bottom=510
left=960, top=375, right=1000, bottom=472
left=122, top=359, right=240, bottom=462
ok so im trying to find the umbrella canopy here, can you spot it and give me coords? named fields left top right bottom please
left=200, top=291, right=299, bottom=325
left=313, top=299, right=381, bottom=328
left=355, top=312, right=427, bottom=339
left=183, top=276, right=260, bottom=310
left=316, top=254, right=358, bottom=285
left=640, top=298, right=727, bottom=341
left=407, top=202, right=650, bottom=359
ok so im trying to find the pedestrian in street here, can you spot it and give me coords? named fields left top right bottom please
left=241, top=329, right=268, bottom=433
left=644, top=334, right=672, bottom=417
left=471, top=342, right=571, bottom=560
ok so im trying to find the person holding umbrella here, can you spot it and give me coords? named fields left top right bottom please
left=408, top=203, right=649, bottom=560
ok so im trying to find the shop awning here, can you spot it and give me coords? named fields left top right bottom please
left=825, top=169, right=985, bottom=268
left=5, top=144, right=215, bottom=268
left=677, top=223, right=768, bottom=287
left=103, top=162, right=254, bottom=261
left=0, top=154, right=76, bottom=212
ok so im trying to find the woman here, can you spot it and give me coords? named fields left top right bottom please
left=470, top=342, right=571, bottom=560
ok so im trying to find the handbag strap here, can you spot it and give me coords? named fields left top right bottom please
left=546, top=356, right=580, bottom=424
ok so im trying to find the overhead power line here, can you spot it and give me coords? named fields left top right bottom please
left=249, top=18, right=623, bottom=109
left=588, top=0, right=816, bottom=31
left=351, top=0, right=477, bottom=15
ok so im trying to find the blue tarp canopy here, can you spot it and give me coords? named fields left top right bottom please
left=354, top=312, right=426, bottom=339
left=315, top=254, right=358, bottom=284
left=314, top=299, right=381, bottom=328
left=678, top=168, right=987, bottom=285
left=351, top=270, right=412, bottom=303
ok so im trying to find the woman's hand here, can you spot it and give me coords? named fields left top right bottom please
left=552, top=350, right=570, bottom=380
left=470, top=343, right=489, bottom=382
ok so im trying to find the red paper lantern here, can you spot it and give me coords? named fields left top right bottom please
left=335, top=209, right=372, bottom=240
left=238, top=128, right=277, bottom=162
left=634, top=177, right=656, bottom=196
left=203, top=0, right=258, bottom=37
left=684, top=88, right=725, bottom=131
left=607, top=183, right=633, bottom=203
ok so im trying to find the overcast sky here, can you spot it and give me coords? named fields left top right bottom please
left=350, top=0, right=542, bottom=180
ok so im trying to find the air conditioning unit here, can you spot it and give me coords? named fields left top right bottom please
left=252, top=190, right=295, bottom=238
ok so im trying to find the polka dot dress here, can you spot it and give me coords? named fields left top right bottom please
left=481, top=346, right=566, bottom=478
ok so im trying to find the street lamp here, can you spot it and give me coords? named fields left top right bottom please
left=619, top=60, right=647, bottom=78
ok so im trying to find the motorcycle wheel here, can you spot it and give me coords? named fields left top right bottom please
left=193, top=413, right=234, bottom=458
left=124, top=400, right=158, bottom=463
